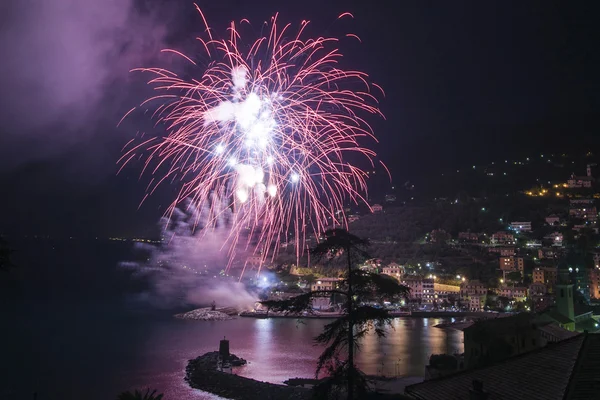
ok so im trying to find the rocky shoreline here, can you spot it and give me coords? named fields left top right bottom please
left=185, top=352, right=310, bottom=400
left=175, top=307, right=239, bottom=321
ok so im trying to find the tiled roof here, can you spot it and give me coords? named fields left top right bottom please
left=405, top=334, right=586, bottom=400
left=565, top=334, right=600, bottom=399
left=537, top=323, right=579, bottom=341
left=543, top=310, right=575, bottom=325
left=463, top=313, right=533, bottom=337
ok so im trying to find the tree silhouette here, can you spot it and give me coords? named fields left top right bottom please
left=0, top=238, right=14, bottom=271
left=262, top=229, right=409, bottom=399
left=117, top=389, right=164, bottom=400
left=506, top=271, right=523, bottom=283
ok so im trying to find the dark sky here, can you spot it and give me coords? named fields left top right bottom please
left=0, top=0, right=598, bottom=237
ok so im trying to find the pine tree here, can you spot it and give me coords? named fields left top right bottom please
left=262, top=229, right=409, bottom=399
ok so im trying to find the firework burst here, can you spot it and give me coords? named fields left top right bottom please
left=120, top=6, right=385, bottom=276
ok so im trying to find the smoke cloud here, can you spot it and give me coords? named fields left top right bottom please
left=122, top=199, right=259, bottom=310
left=0, top=0, right=167, bottom=169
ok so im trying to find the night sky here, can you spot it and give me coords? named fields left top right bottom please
left=0, top=0, right=598, bottom=237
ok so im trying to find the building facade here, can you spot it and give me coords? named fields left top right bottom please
left=402, top=277, right=435, bottom=306
left=491, top=231, right=514, bottom=244
left=567, top=174, right=594, bottom=188
left=589, top=268, right=600, bottom=300
left=532, top=266, right=558, bottom=289
left=381, top=263, right=403, bottom=279
left=462, top=314, right=542, bottom=369
left=433, top=283, right=461, bottom=304
left=310, top=278, right=342, bottom=310
left=499, top=255, right=525, bottom=271
left=499, top=285, right=528, bottom=302
left=460, top=280, right=487, bottom=311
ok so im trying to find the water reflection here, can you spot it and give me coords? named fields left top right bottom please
left=5, top=313, right=462, bottom=400
left=135, top=317, right=463, bottom=396
left=1, top=240, right=462, bottom=400
left=356, top=318, right=463, bottom=378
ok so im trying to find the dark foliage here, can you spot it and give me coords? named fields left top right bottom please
left=261, top=229, right=409, bottom=399
left=505, top=271, right=523, bottom=283
left=311, top=359, right=370, bottom=400
left=117, top=389, right=164, bottom=400
left=0, top=238, right=14, bottom=271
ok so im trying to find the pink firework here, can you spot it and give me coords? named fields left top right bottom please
left=120, top=7, right=385, bottom=274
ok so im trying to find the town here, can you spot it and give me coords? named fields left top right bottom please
left=251, top=155, right=600, bottom=336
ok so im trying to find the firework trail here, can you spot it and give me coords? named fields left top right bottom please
left=120, top=6, right=385, bottom=277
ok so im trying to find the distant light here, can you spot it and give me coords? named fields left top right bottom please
left=215, top=144, right=225, bottom=155
left=228, top=157, right=237, bottom=167
left=290, top=172, right=300, bottom=183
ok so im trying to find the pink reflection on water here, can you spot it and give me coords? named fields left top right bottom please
left=120, top=317, right=462, bottom=399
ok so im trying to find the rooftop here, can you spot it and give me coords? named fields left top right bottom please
left=570, top=175, right=594, bottom=181
left=463, top=313, right=534, bottom=337
left=405, top=333, right=600, bottom=400
left=537, top=323, right=579, bottom=341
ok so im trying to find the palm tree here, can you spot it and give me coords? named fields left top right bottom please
left=263, top=229, right=408, bottom=399
left=117, top=389, right=164, bottom=400
left=0, top=238, right=14, bottom=271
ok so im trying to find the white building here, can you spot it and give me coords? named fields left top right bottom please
left=382, top=263, right=403, bottom=279
left=460, top=280, right=487, bottom=311
left=567, top=173, right=594, bottom=188
left=402, top=277, right=435, bottom=306
left=311, top=278, right=341, bottom=310
left=510, top=221, right=532, bottom=232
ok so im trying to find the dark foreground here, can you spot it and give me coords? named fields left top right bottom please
left=186, top=352, right=311, bottom=400
left=186, top=352, right=417, bottom=400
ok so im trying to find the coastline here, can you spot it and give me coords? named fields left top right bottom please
left=239, top=310, right=499, bottom=319
left=186, top=352, right=310, bottom=400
